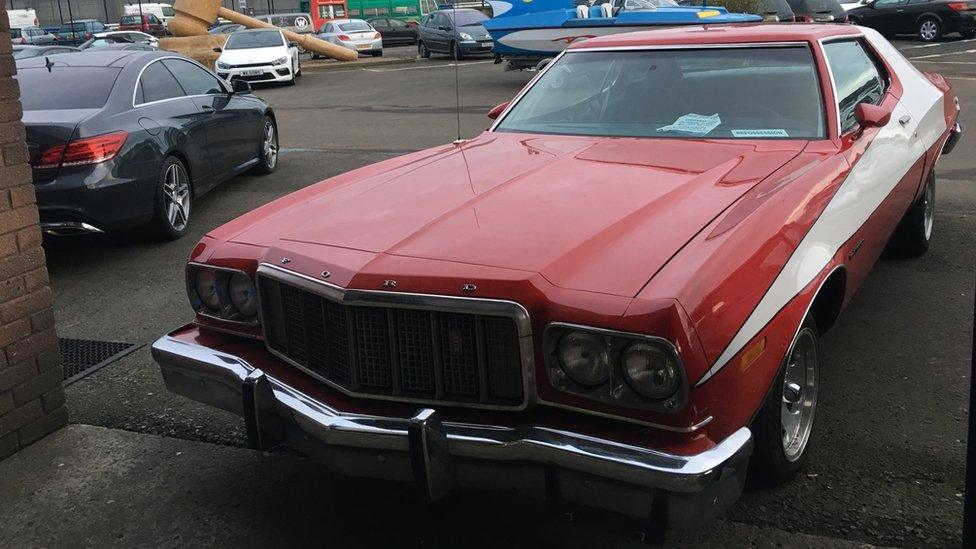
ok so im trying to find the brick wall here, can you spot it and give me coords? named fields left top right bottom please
left=0, top=7, right=67, bottom=460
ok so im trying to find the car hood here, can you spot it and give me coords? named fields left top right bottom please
left=458, top=23, right=490, bottom=39
left=219, top=46, right=286, bottom=64
left=229, top=132, right=805, bottom=297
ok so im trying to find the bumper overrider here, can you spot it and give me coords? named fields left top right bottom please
left=152, top=333, right=752, bottom=528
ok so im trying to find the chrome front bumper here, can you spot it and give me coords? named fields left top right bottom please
left=943, top=122, right=962, bottom=155
left=152, top=334, right=752, bottom=528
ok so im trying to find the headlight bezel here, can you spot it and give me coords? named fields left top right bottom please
left=215, top=60, right=230, bottom=69
left=458, top=32, right=474, bottom=41
left=186, top=263, right=260, bottom=325
left=543, top=322, right=688, bottom=413
left=271, top=56, right=288, bottom=66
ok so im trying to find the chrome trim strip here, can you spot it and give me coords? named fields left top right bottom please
left=131, top=55, right=230, bottom=109
left=40, top=221, right=104, bottom=235
left=255, top=263, right=535, bottom=411
left=152, top=333, right=751, bottom=493
left=537, top=398, right=713, bottom=433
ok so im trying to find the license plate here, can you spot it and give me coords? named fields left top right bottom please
left=356, top=43, right=369, bottom=49
left=480, top=41, right=492, bottom=47
left=240, top=69, right=263, bottom=76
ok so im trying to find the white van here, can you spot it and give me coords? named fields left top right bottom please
left=123, top=3, right=175, bottom=27
left=7, top=9, right=39, bottom=28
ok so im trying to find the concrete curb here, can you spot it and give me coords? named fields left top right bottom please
left=300, top=56, right=419, bottom=73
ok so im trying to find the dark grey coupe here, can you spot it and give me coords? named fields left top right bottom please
left=16, top=50, right=279, bottom=240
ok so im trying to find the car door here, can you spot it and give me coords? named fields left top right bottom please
left=371, top=18, right=391, bottom=43
left=863, top=0, right=911, bottom=31
left=162, top=58, right=262, bottom=184
left=389, top=18, right=414, bottom=44
left=134, top=59, right=214, bottom=185
left=430, top=13, right=449, bottom=51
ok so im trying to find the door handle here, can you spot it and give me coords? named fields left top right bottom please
left=898, top=115, right=912, bottom=126
left=201, top=105, right=215, bottom=113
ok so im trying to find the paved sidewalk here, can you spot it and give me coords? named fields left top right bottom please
left=0, top=425, right=882, bottom=548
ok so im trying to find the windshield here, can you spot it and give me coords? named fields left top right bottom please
left=447, top=10, right=487, bottom=26
left=622, top=0, right=679, bottom=9
left=13, top=48, right=41, bottom=59
left=338, top=20, right=372, bottom=31
left=496, top=47, right=825, bottom=139
left=16, top=67, right=120, bottom=110
left=60, top=23, right=86, bottom=32
left=162, top=6, right=175, bottom=16
left=224, top=30, right=284, bottom=49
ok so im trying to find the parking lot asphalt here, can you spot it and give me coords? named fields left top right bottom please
left=48, top=38, right=975, bottom=546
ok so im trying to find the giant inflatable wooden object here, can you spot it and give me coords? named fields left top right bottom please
left=166, top=0, right=358, bottom=62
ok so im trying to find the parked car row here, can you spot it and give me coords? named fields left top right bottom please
left=15, top=49, right=279, bottom=240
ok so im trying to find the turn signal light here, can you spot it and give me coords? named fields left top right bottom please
left=33, top=131, right=128, bottom=170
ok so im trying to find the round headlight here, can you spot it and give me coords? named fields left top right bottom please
left=557, top=331, right=610, bottom=386
left=194, top=269, right=221, bottom=311
left=621, top=342, right=679, bottom=399
left=228, top=272, right=257, bottom=317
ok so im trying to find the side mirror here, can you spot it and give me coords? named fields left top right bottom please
left=212, top=46, right=222, bottom=52
left=230, top=78, right=251, bottom=94
left=288, top=42, right=298, bottom=48
left=855, top=101, right=891, bottom=129
left=488, top=101, right=509, bottom=120
left=439, top=26, right=452, bottom=31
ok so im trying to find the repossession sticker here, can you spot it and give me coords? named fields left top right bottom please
left=730, top=129, right=790, bottom=138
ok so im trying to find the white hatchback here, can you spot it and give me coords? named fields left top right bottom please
left=215, top=28, right=301, bottom=86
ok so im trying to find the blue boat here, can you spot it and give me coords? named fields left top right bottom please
left=484, top=0, right=762, bottom=68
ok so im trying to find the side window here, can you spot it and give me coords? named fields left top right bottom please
left=874, top=0, right=908, bottom=6
left=162, top=59, right=224, bottom=95
left=136, top=61, right=185, bottom=104
left=823, top=40, right=886, bottom=134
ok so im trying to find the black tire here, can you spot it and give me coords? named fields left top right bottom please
left=372, top=51, right=383, bottom=57
left=250, top=116, right=279, bottom=175
left=888, top=171, right=935, bottom=257
left=148, top=156, right=192, bottom=241
left=285, top=74, right=296, bottom=86
left=451, top=41, right=462, bottom=60
left=750, top=315, right=820, bottom=486
left=418, top=40, right=430, bottom=58
left=918, top=17, right=943, bottom=42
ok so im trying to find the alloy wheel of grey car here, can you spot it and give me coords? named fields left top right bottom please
left=918, top=18, right=942, bottom=42
left=150, top=156, right=192, bottom=241
left=750, top=314, right=821, bottom=484
left=251, top=116, right=279, bottom=175
left=419, top=41, right=430, bottom=58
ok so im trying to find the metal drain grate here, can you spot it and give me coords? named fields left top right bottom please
left=60, top=338, right=141, bottom=386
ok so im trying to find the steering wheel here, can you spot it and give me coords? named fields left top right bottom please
left=725, top=102, right=788, bottom=123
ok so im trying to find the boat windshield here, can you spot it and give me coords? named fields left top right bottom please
left=494, top=47, right=826, bottom=139
left=614, top=0, right=680, bottom=11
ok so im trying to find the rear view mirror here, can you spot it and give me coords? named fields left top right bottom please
left=855, top=101, right=891, bottom=128
left=230, top=78, right=251, bottom=94
left=488, top=101, right=509, bottom=120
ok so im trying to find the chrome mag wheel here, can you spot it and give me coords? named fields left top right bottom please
left=923, top=178, right=935, bottom=241
left=781, top=326, right=819, bottom=462
left=163, top=163, right=190, bottom=231
left=920, top=20, right=938, bottom=41
left=263, top=120, right=278, bottom=170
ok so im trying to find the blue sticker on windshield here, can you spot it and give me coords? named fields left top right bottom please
left=657, top=113, right=721, bottom=136
left=731, top=129, right=789, bottom=138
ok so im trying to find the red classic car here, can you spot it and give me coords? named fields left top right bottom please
left=153, top=24, right=962, bottom=528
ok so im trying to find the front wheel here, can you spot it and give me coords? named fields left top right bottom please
left=250, top=116, right=279, bottom=175
left=451, top=41, right=462, bottom=60
left=918, top=17, right=943, bottom=42
left=750, top=315, right=820, bottom=485
left=888, top=171, right=934, bottom=257
left=149, top=156, right=192, bottom=241
left=418, top=40, right=430, bottom=58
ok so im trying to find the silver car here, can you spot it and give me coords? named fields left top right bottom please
left=10, top=26, right=57, bottom=45
left=315, top=19, right=382, bottom=57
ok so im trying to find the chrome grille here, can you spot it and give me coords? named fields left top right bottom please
left=258, top=272, right=527, bottom=408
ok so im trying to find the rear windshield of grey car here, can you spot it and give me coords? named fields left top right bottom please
left=495, top=47, right=826, bottom=139
left=338, top=20, right=372, bottom=31
left=225, top=30, right=284, bottom=49
left=15, top=67, right=121, bottom=110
